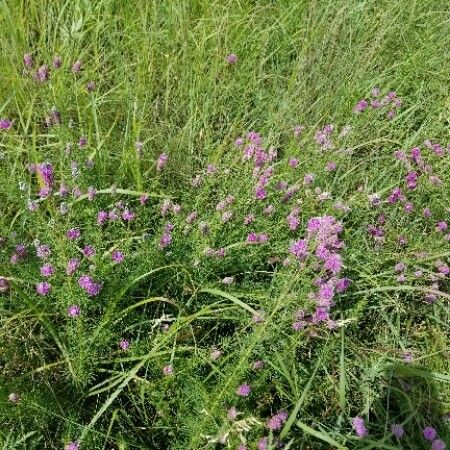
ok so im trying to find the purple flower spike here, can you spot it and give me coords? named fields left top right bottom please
left=352, top=416, right=368, bottom=438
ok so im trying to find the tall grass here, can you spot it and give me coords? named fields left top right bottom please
left=0, top=0, right=449, bottom=449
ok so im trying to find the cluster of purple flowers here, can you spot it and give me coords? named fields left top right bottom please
left=266, top=410, right=288, bottom=431
left=314, top=124, right=334, bottom=149
left=289, top=216, right=350, bottom=328
left=354, top=87, right=402, bottom=119
left=78, top=274, right=102, bottom=297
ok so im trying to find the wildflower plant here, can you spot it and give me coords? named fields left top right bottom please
left=0, top=1, right=449, bottom=449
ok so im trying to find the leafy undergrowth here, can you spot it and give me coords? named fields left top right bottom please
left=0, top=1, right=449, bottom=449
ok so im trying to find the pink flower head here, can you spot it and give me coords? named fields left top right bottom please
left=157, top=152, right=168, bottom=171
left=163, top=364, right=173, bottom=376
left=40, top=263, right=55, bottom=277
left=354, top=99, right=368, bottom=113
left=289, top=158, right=298, bottom=168
left=52, top=56, right=62, bottom=68
left=119, top=339, right=130, bottom=350
left=436, top=221, right=448, bottom=232
left=23, top=53, right=33, bottom=68
left=423, top=426, right=437, bottom=441
left=66, top=228, right=81, bottom=240
left=431, top=439, right=446, bottom=450
left=391, top=424, right=404, bottom=439
left=97, top=210, right=108, bottom=225
left=226, top=53, right=238, bottom=64
left=65, top=442, right=80, bottom=450
left=36, top=282, right=51, bottom=296
left=289, top=239, right=308, bottom=260
left=0, top=118, right=12, bottom=130
left=72, top=60, right=82, bottom=74
left=236, top=383, right=251, bottom=397
left=111, top=250, right=125, bottom=263
left=352, top=416, right=368, bottom=438
left=36, top=244, right=51, bottom=259
left=122, top=209, right=135, bottom=221
left=67, top=305, right=80, bottom=318
left=78, top=275, right=102, bottom=297
left=66, top=258, right=80, bottom=276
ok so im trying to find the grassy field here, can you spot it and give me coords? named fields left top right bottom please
left=0, top=0, right=449, bottom=449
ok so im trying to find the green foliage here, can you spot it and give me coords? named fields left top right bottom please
left=0, top=0, right=449, bottom=449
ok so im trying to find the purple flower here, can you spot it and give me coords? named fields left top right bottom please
left=326, top=161, right=337, bottom=171
left=78, top=136, right=87, bottom=148
left=0, top=118, right=12, bottom=130
left=226, top=53, right=238, bottom=64
left=163, top=364, right=173, bottom=376
left=391, top=424, right=404, bottom=439
left=111, top=250, right=124, bottom=263
left=66, top=258, right=80, bottom=276
left=97, top=210, right=108, bottom=225
left=159, top=233, right=172, bottom=249
left=436, top=222, right=448, bottom=232
left=289, top=158, right=298, bottom=168
left=354, top=99, right=368, bottom=113
left=323, top=253, right=343, bottom=274
left=432, top=439, right=446, bottom=450
left=66, top=228, right=81, bottom=240
left=52, top=56, right=62, bottom=68
left=0, top=277, right=10, bottom=293
left=36, top=282, right=51, bottom=296
left=67, top=304, right=80, bottom=318
left=253, top=360, right=264, bottom=370
left=40, top=263, right=55, bottom=277
left=266, top=411, right=288, bottom=430
left=119, top=339, right=130, bottom=350
left=82, top=245, right=96, bottom=258
left=257, top=437, right=268, bottom=450
left=23, top=53, right=33, bottom=68
left=423, top=426, right=437, bottom=441
left=157, top=152, right=168, bottom=171
left=122, top=209, right=135, bottom=221
left=78, top=275, right=102, bottom=297
left=224, top=405, right=237, bottom=422
left=294, top=125, right=304, bottom=137
left=37, top=64, right=49, bottom=82
left=72, top=60, right=82, bottom=74
left=236, top=383, right=251, bottom=397
left=352, top=416, right=368, bottom=438
left=289, top=239, right=308, bottom=260
left=65, top=441, right=80, bottom=450
left=86, top=80, right=96, bottom=92
left=36, top=244, right=51, bottom=259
